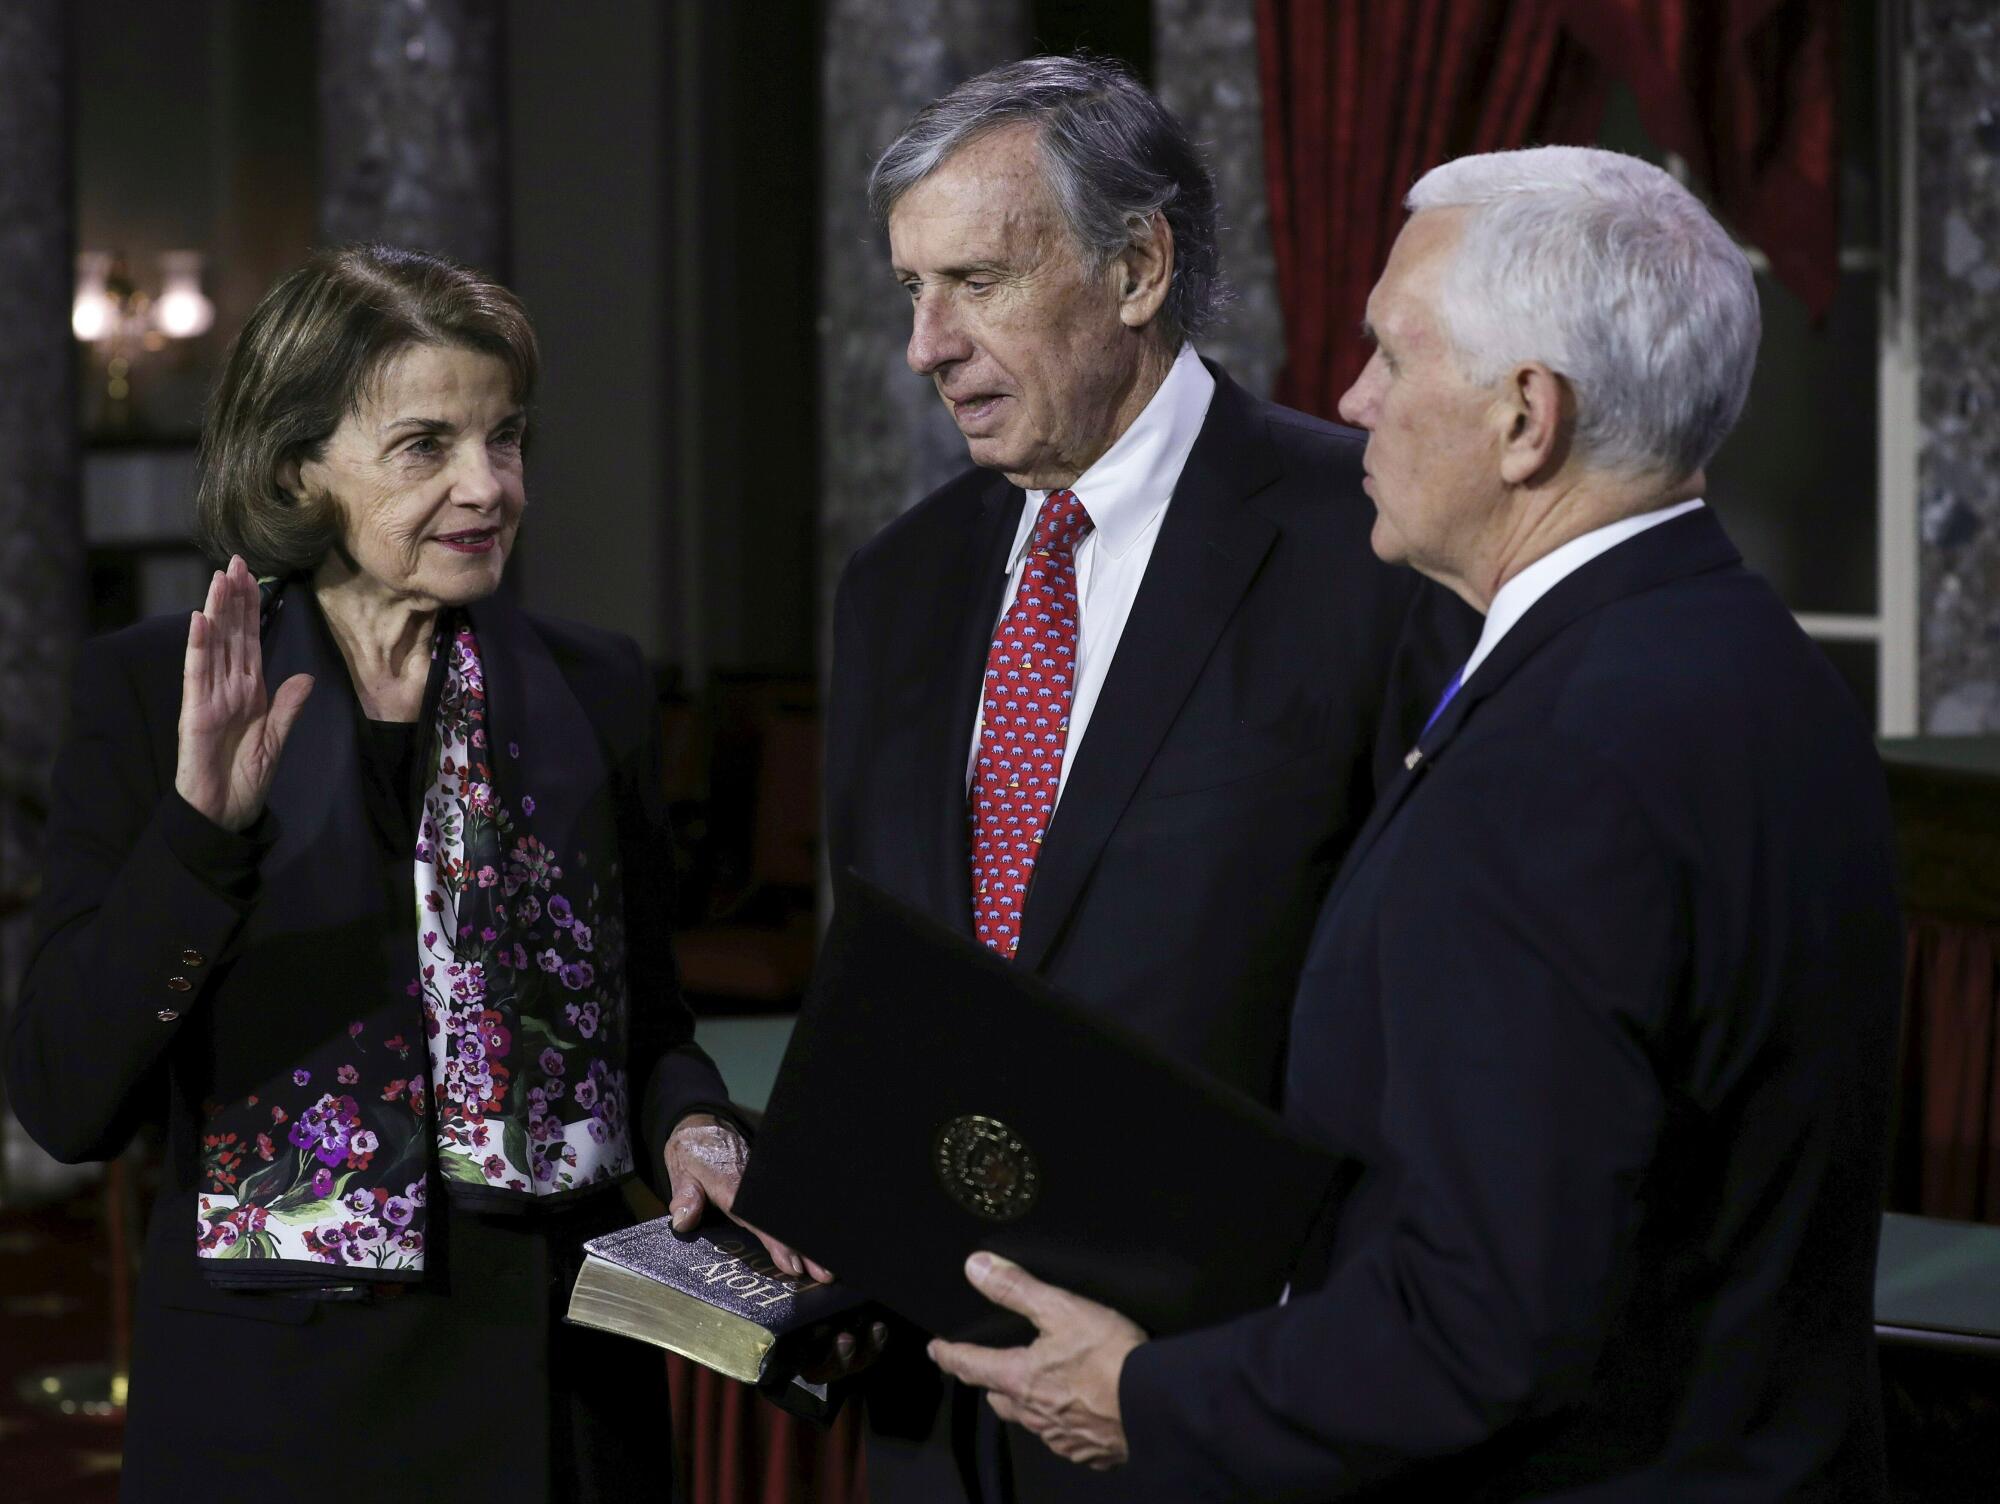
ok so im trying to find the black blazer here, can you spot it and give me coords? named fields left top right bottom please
left=6, top=587, right=728, bottom=1336
left=1121, top=509, right=1901, bottom=1501
left=828, top=363, right=1470, bottom=1105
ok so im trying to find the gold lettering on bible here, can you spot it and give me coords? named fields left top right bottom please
left=688, top=1234, right=806, bottom=1308
left=935, top=1113, right=1042, bottom=1222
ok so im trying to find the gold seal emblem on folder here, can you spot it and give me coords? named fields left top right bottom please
left=935, top=1114, right=1041, bottom=1222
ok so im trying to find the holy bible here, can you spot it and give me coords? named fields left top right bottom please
left=565, top=1214, right=867, bottom=1385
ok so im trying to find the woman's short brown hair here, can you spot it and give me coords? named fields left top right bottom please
left=195, top=244, right=539, bottom=576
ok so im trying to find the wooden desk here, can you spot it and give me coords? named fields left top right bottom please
left=1879, top=737, right=2000, bottom=925
left=1874, top=1213, right=2000, bottom=1499
left=1876, top=1212, right=2000, bottom=1357
left=1876, top=739, right=2000, bottom=1227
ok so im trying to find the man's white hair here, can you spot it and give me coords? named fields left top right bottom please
left=1406, top=145, right=1760, bottom=481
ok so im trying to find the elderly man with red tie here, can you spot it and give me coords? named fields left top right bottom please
left=823, top=52, right=1470, bottom=1504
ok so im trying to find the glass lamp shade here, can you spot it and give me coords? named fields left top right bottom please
left=73, top=251, right=116, bottom=342
left=153, top=251, right=214, bottom=339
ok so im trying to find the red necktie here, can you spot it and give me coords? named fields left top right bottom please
left=969, top=489, right=1094, bottom=958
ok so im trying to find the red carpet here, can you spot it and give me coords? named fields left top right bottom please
left=0, top=1186, right=124, bottom=1503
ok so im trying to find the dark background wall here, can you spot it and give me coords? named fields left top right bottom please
left=504, top=0, right=677, bottom=662
left=75, top=0, right=315, bottom=440
left=506, top=0, right=819, bottom=676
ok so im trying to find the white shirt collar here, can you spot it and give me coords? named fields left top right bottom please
left=1459, top=498, right=1707, bottom=687
left=1013, top=344, right=1216, bottom=563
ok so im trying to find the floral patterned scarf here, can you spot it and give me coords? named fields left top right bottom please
left=195, top=617, right=633, bottom=1282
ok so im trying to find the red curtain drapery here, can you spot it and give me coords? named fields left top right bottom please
left=1896, top=916, right=2000, bottom=1224
left=1562, top=0, right=1841, bottom=317
left=1255, top=0, right=1841, bottom=421
left=1256, top=0, right=1603, bottom=417
left=667, top=1355, right=867, bottom=1504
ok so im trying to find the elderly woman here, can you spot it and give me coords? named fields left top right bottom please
left=5, top=244, right=814, bottom=1500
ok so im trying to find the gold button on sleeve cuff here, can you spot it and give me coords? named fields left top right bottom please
left=156, top=1009, right=180, bottom=1023
left=180, top=948, right=206, bottom=967
left=166, top=976, right=192, bottom=993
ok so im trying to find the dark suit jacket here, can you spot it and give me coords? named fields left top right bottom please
left=1121, top=509, right=1900, bottom=1501
left=826, top=364, right=1474, bottom=1500
left=5, top=587, right=728, bottom=1499
left=829, top=363, right=1467, bottom=1102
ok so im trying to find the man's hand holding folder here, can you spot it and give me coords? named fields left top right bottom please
left=929, top=1250, right=1144, bottom=1469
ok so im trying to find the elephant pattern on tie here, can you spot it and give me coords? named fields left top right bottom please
left=969, top=488, right=1094, bottom=957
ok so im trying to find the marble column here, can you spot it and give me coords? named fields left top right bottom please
left=1915, top=1, right=2000, bottom=731
left=818, top=0, right=1030, bottom=649
left=316, top=0, right=507, bottom=274
left=0, top=0, right=84, bottom=1186
left=1153, top=0, right=1284, bottom=399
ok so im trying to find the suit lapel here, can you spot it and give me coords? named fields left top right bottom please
left=1320, top=507, right=1744, bottom=913
left=910, top=473, right=1025, bottom=935
left=1014, top=371, right=1281, bottom=971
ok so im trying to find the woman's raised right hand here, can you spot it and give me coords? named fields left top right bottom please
left=173, top=555, right=315, bottom=833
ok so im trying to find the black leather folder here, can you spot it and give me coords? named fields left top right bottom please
left=732, top=872, right=1346, bottom=1346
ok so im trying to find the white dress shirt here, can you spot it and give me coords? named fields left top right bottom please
left=964, top=343, right=1217, bottom=798
left=1456, top=499, right=1708, bottom=689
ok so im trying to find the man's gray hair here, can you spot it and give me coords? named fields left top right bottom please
left=869, top=54, right=1226, bottom=348
left=1407, top=146, right=1760, bottom=481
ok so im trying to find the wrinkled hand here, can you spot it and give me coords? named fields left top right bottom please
left=174, top=555, right=314, bottom=832
left=929, top=1252, right=1146, bottom=1470
left=663, top=1114, right=833, bottom=1283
